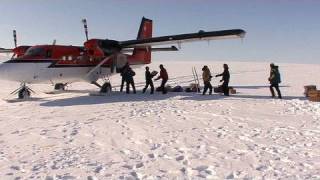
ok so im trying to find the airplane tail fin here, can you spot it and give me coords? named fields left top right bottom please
left=132, top=17, right=152, bottom=64
left=137, top=17, right=153, bottom=39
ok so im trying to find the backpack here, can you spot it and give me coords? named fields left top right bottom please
left=275, top=69, right=281, bottom=83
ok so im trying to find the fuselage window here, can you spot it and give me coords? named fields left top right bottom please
left=68, top=56, right=73, bottom=61
left=62, top=56, right=66, bottom=61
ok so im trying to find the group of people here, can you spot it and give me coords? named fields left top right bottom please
left=202, top=64, right=230, bottom=96
left=120, top=64, right=169, bottom=94
left=201, top=63, right=282, bottom=99
left=120, top=63, right=137, bottom=94
left=119, top=62, right=282, bottom=99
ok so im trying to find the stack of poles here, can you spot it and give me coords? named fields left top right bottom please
left=192, top=67, right=201, bottom=93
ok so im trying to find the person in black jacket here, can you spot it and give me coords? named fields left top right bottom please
left=119, top=63, right=129, bottom=92
left=268, top=63, right=282, bottom=99
left=142, top=66, right=155, bottom=94
left=216, top=64, right=230, bottom=96
left=123, top=65, right=136, bottom=94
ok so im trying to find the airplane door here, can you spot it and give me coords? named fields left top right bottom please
left=33, top=49, right=53, bottom=82
left=33, top=60, right=51, bottom=83
left=115, top=54, right=128, bottom=73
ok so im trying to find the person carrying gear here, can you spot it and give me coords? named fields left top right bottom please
left=119, top=63, right=129, bottom=92
left=216, top=64, right=230, bottom=96
left=202, top=65, right=213, bottom=95
left=155, top=64, right=169, bottom=94
left=123, top=65, right=136, bottom=94
left=268, top=63, right=282, bottom=99
left=143, top=66, right=156, bottom=94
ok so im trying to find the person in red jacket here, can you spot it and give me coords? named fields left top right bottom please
left=155, top=64, right=169, bottom=94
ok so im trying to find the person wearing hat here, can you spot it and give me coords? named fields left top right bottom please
left=202, top=65, right=213, bottom=95
left=268, top=63, right=282, bottom=99
left=216, top=64, right=230, bottom=96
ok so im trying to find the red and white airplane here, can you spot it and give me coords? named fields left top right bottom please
left=0, top=17, right=245, bottom=98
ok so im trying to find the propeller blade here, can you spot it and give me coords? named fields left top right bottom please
left=13, top=30, right=17, bottom=48
left=82, top=19, right=89, bottom=41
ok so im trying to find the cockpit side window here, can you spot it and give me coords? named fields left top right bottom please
left=25, top=48, right=45, bottom=57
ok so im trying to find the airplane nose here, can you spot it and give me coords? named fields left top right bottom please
left=0, top=61, right=11, bottom=80
left=0, top=62, right=7, bottom=79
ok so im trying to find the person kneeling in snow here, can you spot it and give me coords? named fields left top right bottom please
left=202, top=65, right=213, bottom=95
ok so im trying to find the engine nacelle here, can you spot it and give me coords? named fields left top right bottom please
left=13, top=46, right=31, bottom=58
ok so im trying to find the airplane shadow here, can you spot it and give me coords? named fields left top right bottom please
left=40, top=91, right=189, bottom=107
left=233, top=94, right=305, bottom=100
left=40, top=90, right=305, bottom=107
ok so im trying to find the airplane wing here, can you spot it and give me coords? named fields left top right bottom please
left=0, top=48, right=13, bottom=53
left=119, top=29, right=245, bottom=48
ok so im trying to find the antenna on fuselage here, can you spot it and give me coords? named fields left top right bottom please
left=13, top=30, right=17, bottom=47
left=82, top=18, right=89, bottom=41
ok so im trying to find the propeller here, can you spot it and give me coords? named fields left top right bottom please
left=82, top=19, right=89, bottom=41
left=0, top=30, right=15, bottom=53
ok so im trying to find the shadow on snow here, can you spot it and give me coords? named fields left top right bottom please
left=39, top=90, right=305, bottom=107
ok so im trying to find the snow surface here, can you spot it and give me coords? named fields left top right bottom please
left=0, top=61, right=319, bottom=179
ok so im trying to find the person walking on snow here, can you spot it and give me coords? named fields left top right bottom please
left=202, top=65, right=213, bottom=95
left=143, top=66, right=156, bottom=94
left=155, top=64, right=169, bottom=94
left=216, top=64, right=230, bottom=96
left=268, top=63, right=282, bottom=99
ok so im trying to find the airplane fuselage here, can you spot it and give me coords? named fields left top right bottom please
left=0, top=44, right=147, bottom=85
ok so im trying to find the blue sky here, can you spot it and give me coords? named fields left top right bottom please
left=0, top=0, right=319, bottom=63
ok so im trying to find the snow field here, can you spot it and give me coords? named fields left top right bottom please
left=0, top=61, right=319, bottom=179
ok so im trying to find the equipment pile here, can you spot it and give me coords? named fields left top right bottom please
left=304, top=85, right=320, bottom=102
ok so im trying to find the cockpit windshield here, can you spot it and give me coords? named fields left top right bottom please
left=24, top=47, right=45, bottom=57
